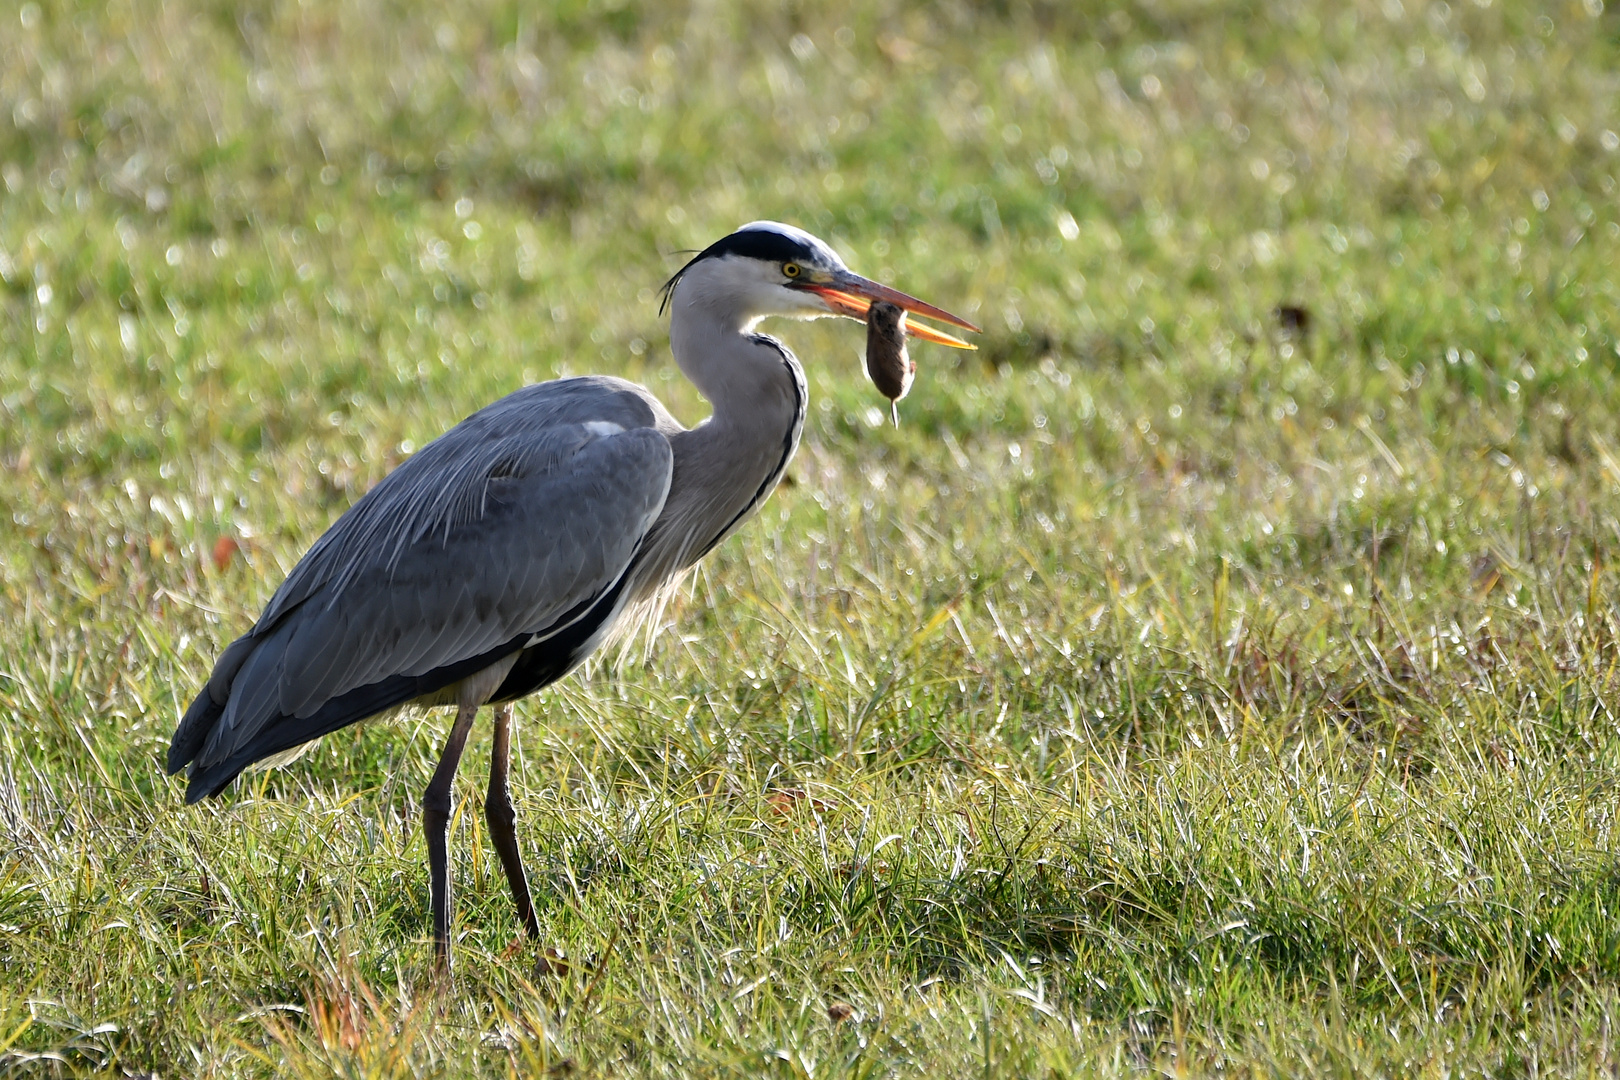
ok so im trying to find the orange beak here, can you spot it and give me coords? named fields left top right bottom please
left=801, top=272, right=980, bottom=349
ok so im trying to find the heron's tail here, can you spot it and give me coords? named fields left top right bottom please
left=168, top=632, right=260, bottom=783
left=168, top=691, right=225, bottom=778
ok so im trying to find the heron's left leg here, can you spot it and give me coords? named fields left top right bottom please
left=423, top=701, right=478, bottom=975
left=485, top=702, right=539, bottom=938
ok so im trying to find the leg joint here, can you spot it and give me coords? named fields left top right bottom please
left=484, top=793, right=517, bottom=829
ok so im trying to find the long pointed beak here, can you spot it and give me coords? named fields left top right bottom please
left=802, top=272, right=981, bottom=349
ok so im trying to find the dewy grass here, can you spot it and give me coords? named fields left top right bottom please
left=2, top=0, right=1620, bottom=1074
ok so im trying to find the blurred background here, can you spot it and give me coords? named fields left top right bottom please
left=3, top=0, right=1616, bottom=469
left=4, top=0, right=1617, bottom=695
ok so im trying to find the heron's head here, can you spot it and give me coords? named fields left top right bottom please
left=660, top=221, right=979, bottom=348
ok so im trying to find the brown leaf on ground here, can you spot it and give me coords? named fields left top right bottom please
left=535, top=947, right=571, bottom=978
left=212, top=535, right=240, bottom=571
left=767, top=788, right=834, bottom=816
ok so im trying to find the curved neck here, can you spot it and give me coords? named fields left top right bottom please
left=639, top=294, right=806, bottom=578
left=668, top=292, right=799, bottom=432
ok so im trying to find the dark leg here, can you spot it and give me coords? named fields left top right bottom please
left=423, top=702, right=478, bottom=975
left=485, top=702, right=539, bottom=938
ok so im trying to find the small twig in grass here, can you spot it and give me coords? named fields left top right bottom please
left=1333, top=744, right=1382, bottom=830
left=576, top=919, right=623, bottom=1017
left=1369, top=518, right=1385, bottom=646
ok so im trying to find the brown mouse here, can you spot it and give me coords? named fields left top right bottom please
left=865, top=300, right=914, bottom=425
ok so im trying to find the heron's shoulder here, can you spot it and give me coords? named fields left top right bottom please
left=468, top=376, right=676, bottom=434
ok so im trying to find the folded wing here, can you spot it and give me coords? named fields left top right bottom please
left=169, top=377, right=673, bottom=800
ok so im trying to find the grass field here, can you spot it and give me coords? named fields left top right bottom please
left=3, top=0, right=1620, bottom=1074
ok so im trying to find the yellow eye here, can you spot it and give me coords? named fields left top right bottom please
left=782, top=263, right=801, bottom=278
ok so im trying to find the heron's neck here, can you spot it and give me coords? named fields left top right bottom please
left=669, top=306, right=804, bottom=439
left=649, top=305, right=806, bottom=574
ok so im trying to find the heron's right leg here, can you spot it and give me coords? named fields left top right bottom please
left=423, top=702, right=478, bottom=975
left=484, top=702, right=540, bottom=938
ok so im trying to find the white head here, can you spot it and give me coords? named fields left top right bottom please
left=660, top=221, right=979, bottom=346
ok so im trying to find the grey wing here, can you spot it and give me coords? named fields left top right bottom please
left=171, top=377, right=672, bottom=794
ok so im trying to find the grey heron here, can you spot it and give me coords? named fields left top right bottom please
left=167, top=221, right=979, bottom=971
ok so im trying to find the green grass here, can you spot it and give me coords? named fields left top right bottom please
left=3, top=0, right=1620, bottom=1073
